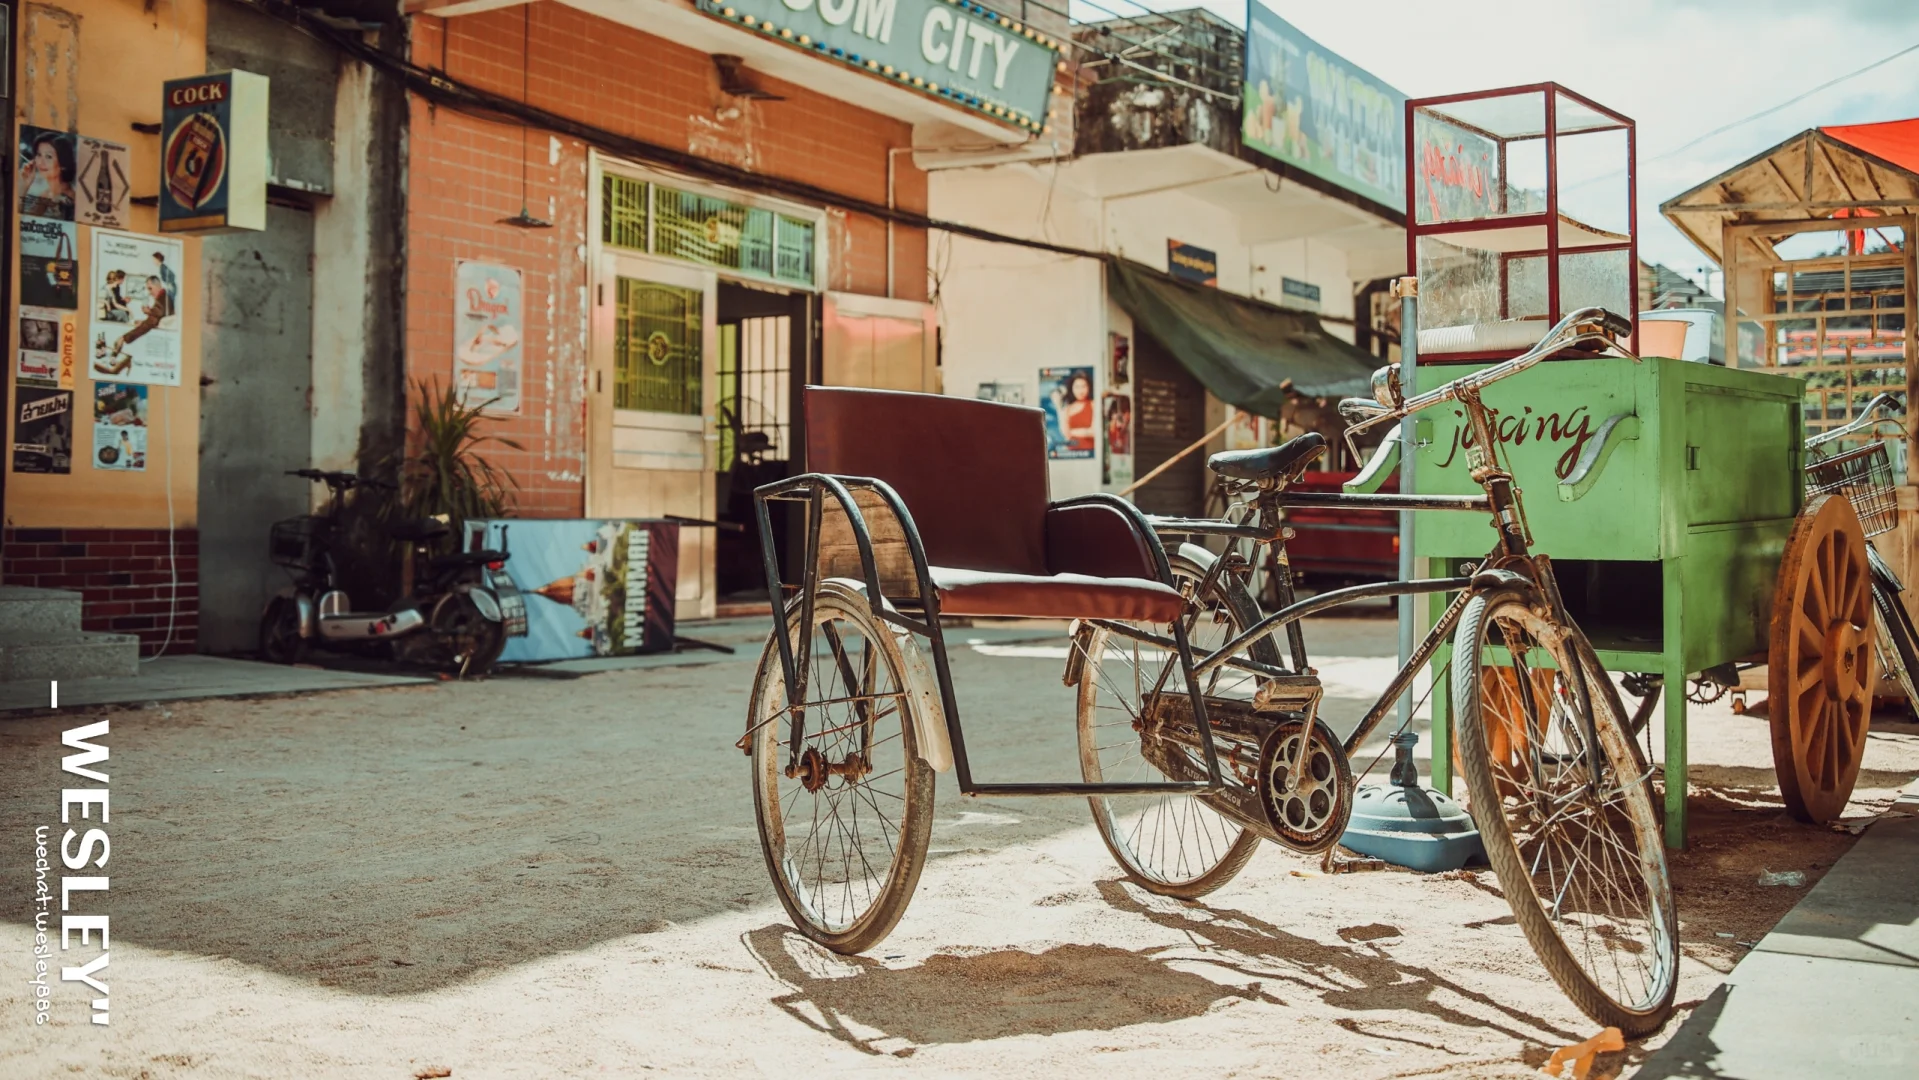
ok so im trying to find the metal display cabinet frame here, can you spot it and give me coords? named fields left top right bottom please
left=1411, top=355, right=1805, bottom=847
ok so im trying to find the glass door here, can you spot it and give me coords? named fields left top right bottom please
left=588, top=253, right=718, bottom=614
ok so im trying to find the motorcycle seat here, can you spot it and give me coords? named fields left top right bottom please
left=388, top=517, right=452, bottom=543
left=431, top=549, right=507, bottom=570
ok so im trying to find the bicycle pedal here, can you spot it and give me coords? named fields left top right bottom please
left=1253, top=674, right=1323, bottom=715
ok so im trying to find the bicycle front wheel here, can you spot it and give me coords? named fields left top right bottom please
left=1453, top=589, right=1678, bottom=1036
left=749, top=580, right=934, bottom=954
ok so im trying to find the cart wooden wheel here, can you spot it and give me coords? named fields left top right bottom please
left=1768, top=493, right=1876, bottom=824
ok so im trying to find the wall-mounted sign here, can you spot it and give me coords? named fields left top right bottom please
left=19, top=216, right=77, bottom=309
left=159, top=70, right=268, bottom=233
left=17, top=306, right=75, bottom=388
left=1167, top=240, right=1218, bottom=287
left=1243, top=1, right=1405, bottom=212
left=454, top=260, right=524, bottom=415
left=14, top=388, right=74, bottom=474
left=89, top=229, right=183, bottom=387
left=76, top=135, right=131, bottom=229
left=696, top=0, right=1060, bottom=131
left=1280, top=276, right=1321, bottom=313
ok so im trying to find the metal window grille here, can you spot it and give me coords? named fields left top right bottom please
left=615, top=278, right=702, bottom=415
left=775, top=216, right=814, bottom=285
left=602, top=175, right=648, bottom=251
left=653, top=186, right=777, bottom=279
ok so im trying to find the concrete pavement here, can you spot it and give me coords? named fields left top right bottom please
left=1637, top=782, right=1919, bottom=1079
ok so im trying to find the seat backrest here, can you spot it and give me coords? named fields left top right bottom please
left=805, top=386, right=1048, bottom=574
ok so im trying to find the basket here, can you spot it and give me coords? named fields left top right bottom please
left=269, top=515, right=327, bottom=570
left=1805, top=442, right=1897, bottom=538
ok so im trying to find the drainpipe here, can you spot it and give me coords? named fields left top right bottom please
left=886, top=146, right=917, bottom=299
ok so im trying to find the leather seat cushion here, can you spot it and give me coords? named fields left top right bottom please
left=930, top=566, right=1184, bottom=623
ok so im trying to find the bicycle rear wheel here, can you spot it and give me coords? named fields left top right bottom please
left=1453, top=589, right=1678, bottom=1036
left=1075, top=549, right=1272, bottom=898
left=750, top=580, right=934, bottom=954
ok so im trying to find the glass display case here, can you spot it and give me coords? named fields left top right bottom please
left=1406, top=84, right=1637, bottom=362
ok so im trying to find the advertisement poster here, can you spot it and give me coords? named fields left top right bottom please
left=20, top=215, right=78, bottom=309
left=1108, top=331, right=1130, bottom=388
left=18, top=306, right=75, bottom=388
left=18, top=124, right=76, bottom=220
left=453, top=260, right=523, bottom=414
left=465, top=519, right=680, bottom=661
left=975, top=381, right=1025, bottom=405
left=1040, top=365, right=1096, bottom=460
left=75, top=135, right=132, bottom=229
left=92, top=382, right=148, bottom=471
left=90, top=229, right=184, bottom=386
left=13, top=388, right=74, bottom=474
left=1102, top=392, right=1134, bottom=489
left=159, top=71, right=267, bottom=232
left=1243, top=1, right=1406, bottom=211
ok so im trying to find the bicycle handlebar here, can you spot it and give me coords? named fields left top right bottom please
left=1806, top=392, right=1905, bottom=450
left=286, top=468, right=396, bottom=491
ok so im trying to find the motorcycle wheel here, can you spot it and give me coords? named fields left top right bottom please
left=430, top=592, right=506, bottom=677
left=259, top=595, right=308, bottom=665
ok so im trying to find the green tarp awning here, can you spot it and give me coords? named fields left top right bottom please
left=1106, top=259, right=1377, bottom=409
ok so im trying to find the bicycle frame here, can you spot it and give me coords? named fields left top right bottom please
left=753, top=476, right=1227, bottom=799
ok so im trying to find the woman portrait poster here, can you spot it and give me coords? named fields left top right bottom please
left=1039, top=366, right=1096, bottom=460
left=19, top=126, right=77, bottom=221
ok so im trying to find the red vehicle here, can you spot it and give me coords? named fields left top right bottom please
left=1280, top=468, right=1399, bottom=583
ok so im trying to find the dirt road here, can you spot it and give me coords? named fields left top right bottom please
left=3, top=616, right=1914, bottom=1078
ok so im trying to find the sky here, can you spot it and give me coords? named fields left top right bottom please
left=1069, top=0, right=1919, bottom=290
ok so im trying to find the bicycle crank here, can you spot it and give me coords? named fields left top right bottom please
left=1256, top=720, right=1355, bottom=854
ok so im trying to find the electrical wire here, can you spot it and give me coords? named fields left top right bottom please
left=1653, top=39, right=1919, bottom=163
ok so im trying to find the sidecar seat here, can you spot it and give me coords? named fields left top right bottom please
left=803, top=387, right=1184, bottom=624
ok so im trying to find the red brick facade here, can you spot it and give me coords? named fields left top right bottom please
left=407, top=7, right=929, bottom=516
left=2, top=527, right=199, bottom=656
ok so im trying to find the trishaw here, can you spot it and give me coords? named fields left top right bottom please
left=742, top=306, right=1679, bottom=1036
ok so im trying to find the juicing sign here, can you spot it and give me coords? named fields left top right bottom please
left=699, top=0, right=1060, bottom=130
left=159, top=70, right=268, bottom=233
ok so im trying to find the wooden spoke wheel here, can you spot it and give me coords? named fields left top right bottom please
left=1768, top=493, right=1876, bottom=824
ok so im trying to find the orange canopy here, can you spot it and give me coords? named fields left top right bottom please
left=1822, top=118, right=1919, bottom=175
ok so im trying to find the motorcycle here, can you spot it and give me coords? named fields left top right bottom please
left=258, top=469, right=526, bottom=677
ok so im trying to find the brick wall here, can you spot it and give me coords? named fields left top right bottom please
left=407, top=6, right=930, bottom=514
left=2, top=528, right=199, bottom=656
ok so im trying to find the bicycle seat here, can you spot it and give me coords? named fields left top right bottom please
left=388, top=517, right=451, bottom=543
left=1207, top=432, right=1326, bottom=482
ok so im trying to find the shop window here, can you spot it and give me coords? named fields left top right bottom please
left=599, top=173, right=816, bottom=288
left=614, top=278, right=703, bottom=415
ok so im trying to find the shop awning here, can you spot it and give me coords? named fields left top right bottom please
left=1106, top=259, right=1376, bottom=409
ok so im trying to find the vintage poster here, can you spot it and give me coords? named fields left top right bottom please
left=92, top=382, right=148, bottom=472
left=159, top=71, right=268, bottom=233
left=89, top=229, right=184, bottom=387
left=454, top=260, right=523, bottom=414
left=20, top=216, right=78, bottom=309
left=18, top=306, right=75, bottom=388
left=75, top=135, right=132, bottom=229
left=975, top=381, right=1025, bottom=405
left=1040, top=365, right=1096, bottom=460
left=14, top=388, right=74, bottom=474
left=18, top=125, right=76, bottom=220
left=1102, top=392, right=1134, bottom=490
left=1108, top=331, right=1130, bottom=388
left=465, top=519, right=680, bottom=661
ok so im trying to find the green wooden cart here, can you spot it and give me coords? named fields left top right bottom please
left=1403, top=354, right=1883, bottom=848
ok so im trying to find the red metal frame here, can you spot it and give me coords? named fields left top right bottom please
left=1405, top=82, right=1638, bottom=364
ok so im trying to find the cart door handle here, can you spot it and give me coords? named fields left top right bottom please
left=1558, top=413, right=1639, bottom=502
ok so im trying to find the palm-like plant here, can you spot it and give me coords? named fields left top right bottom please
left=391, top=378, right=521, bottom=543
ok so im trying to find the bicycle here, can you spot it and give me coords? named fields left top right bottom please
left=744, top=307, right=1677, bottom=1036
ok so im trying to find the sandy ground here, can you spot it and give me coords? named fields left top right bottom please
left=2, top=614, right=1916, bottom=1079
